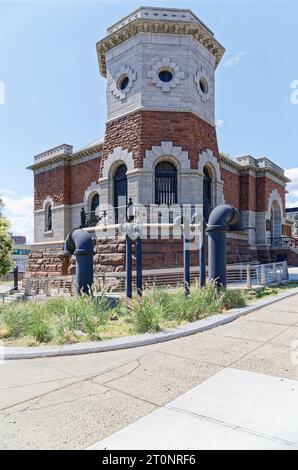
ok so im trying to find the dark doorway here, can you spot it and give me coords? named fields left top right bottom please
left=114, top=164, right=128, bottom=223
left=203, top=166, right=212, bottom=221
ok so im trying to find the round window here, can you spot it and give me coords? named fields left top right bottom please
left=118, top=75, right=129, bottom=91
left=199, top=77, right=209, bottom=95
left=159, top=69, right=173, bottom=83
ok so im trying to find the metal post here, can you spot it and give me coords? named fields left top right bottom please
left=136, top=235, right=142, bottom=296
left=125, top=234, right=132, bottom=298
left=282, top=260, right=288, bottom=281
left=184, top=235, right=190, bottom=295
left=199, top=221, right=206, bottom=287
left=246, top=265, right=252, bottom=289
left=65, top=229, right=94, bottom=295
left=208, top=228, right=227, bottom=287
left=261, top=265, right=267, bottom=286
left=206, top=205, right=243, bottom=289
left=13, top=265, right=18, bottom=291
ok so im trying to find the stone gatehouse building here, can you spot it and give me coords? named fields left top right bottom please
left=27, top=7, right=297, bottom=277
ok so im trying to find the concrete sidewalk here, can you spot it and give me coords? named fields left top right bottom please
left=90, top=368, right=298, bottom=450
left=1, top=294, right=298, bottom=449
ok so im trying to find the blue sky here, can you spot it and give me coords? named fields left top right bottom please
left=1, top=0, right=298, bottom=241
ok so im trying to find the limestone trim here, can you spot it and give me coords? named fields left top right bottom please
left=84, top=181, right=101, bottom=210
left=111, top=65, right=137, bottom=101
left=97, top=16, right=225, bottom=77
left=144, top=141, right=190, bottom=170
left=266, top=188, right=284, bottom=220
left=147, top=58, right=185, bottom=93
left=42, top=196, right=54, bottom=210
left=194, top=66, right=213, bottom=103
left=198, top=149, right=222, bottom=182
left=101, top=147, right=134, bottom=179
left=198, top=149, right=224, bottom=207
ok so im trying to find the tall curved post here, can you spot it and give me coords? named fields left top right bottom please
left=206, top=204, right=243, bottom=288
left=65, top=228, right=94, bottom=295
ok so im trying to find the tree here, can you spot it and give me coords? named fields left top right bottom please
left=0, top=199, right=13, bottom=276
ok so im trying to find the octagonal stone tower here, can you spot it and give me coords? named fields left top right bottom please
left=96, top=6, right=225, bottom=210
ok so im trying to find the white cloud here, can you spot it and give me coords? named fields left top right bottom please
left=285, top=167, right=298, bottom=208
left=0, top=190, right=34, bottom=243
left=224, top=52, right=244, bottom=67
left=216, top=119, right=224, bottom=128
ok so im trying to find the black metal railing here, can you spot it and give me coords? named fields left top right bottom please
left=80, top=199, right=135, bottom=228
left=268, top=236, right=298, bottom=249
left=79, top=201, right=202, bottom=229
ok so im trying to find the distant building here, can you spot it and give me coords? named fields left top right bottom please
left=10, top=234, right=27, bottom=245
left=285, top=207, right=298, bottom=238
left=12, top=244, right=31, bottom=273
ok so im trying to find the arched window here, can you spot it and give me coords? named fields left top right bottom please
left=155, top=161, right=177, bottom=205
left=203, top=166, right=212, bottom=221
left=45, top=204, right=52, bottom=232
left=270, top=201, right=282, bottom=244
left=90, top=193, right=99, bottom=214
left=114, top=164, right=128, bottom=223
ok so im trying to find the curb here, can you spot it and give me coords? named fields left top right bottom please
left=3, top=287, right=298, bottom=360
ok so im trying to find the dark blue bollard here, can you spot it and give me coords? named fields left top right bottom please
left=65, top=229, right=94, bottom=295
left=13, top=265, right=19, bottom=291
left=125, top=234, right=132, bottom=299
left=136, top=235, right=142, bottom=296
left=184, top=236, right=190, bottom=295
left=199, top=220, right=206, bottom=288
left=206, top=204, right=243, bottom=288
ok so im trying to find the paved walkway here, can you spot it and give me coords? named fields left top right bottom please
left=1, top=294, right=298, bottom=449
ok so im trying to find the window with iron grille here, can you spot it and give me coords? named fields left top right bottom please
left=155, top=161, right=177, bottom=205
left=203, top=166, right=212, bottom=221
left=45, top=204, right=52, bottom=232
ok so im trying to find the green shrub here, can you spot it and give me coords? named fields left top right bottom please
left=0, top=302, right=30, bottom=338
left=129, top=294, right=163, bottom=333
left=26, top=303, right=53, bottom=343
left=0, top=283, right=250, bottom=344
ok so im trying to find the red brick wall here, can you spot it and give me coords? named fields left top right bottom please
left=34, top=164, right=70, bottom=210
left=240, top=174, right=256, bottom=212
left=256, top=177, right=286, bottom=214
left=221, top=168, right=240, bottom=208
left=70, top=158, right=101, bottom=205
left=34, top=157, right=101, bottom=209
left=101, top=110, right=219, bottom=175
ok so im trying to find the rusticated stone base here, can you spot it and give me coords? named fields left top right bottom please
left=26, top=234, right=263, bottom=280
left=25, top=249, right=70, bottom=278
left=270, top=248, right=298, bottom=266
left=227, top=236, right=258, bottom=265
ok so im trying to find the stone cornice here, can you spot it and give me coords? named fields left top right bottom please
left=96, top=17, right=225, bottom=77
left=27, top=144, right=103, bottom=172
left=219, top=155, right=290, bottom=185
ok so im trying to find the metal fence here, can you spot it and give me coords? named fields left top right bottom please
left=20, top=261, right=289, bottom=298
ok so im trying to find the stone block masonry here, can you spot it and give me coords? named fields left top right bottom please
left=25, top=249, right=70, bottom=278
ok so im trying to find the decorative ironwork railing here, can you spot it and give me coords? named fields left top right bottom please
left=80, top=201, right=203, bottom=229
left=268, top=236, right=298, bottom=249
